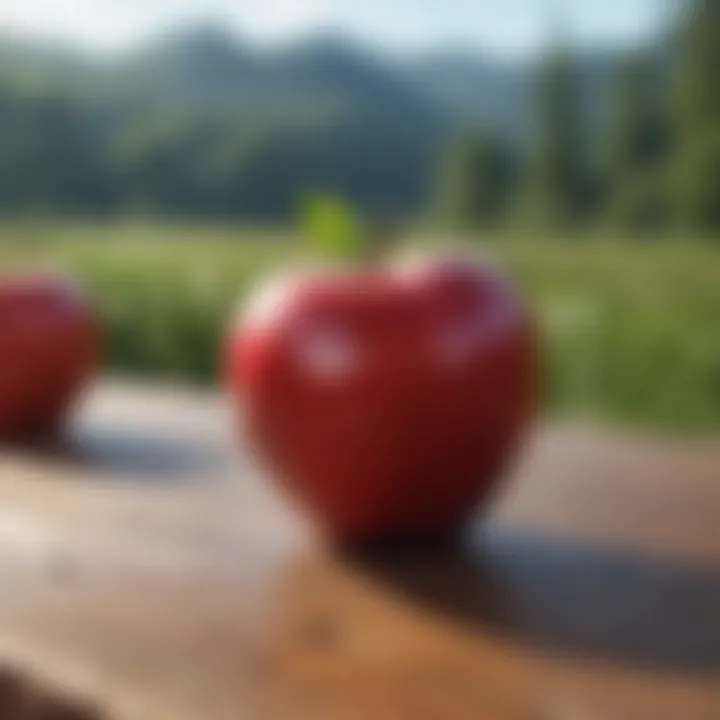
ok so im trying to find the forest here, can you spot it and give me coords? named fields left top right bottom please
left=0, top=1, right=713, bottom=234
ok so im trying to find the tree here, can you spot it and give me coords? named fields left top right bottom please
left=523, top=42, right=587, bottom=230
left=219, top=117, right=436, bottom=221
left=605, top=52, right=669, bottom=231
left=0, top=84, right=114, bottom=216
left=437, top=131, right=517, bottom=230
left=672, top=0, right=720, bottom=233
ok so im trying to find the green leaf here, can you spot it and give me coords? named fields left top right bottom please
left=300, top=193, right=365, bottom=262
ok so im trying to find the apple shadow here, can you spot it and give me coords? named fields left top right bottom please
left=343, top=523, right=720, bottom=674
left=74, top=427, right=230, bottom=482
left=4, top=424, right=231, bottom=486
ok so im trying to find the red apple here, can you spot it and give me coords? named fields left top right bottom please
left=0, top=274, right=99, bottom=440
left=225, top=254, right=535, bottom=542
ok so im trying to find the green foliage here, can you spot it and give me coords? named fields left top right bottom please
left=605, top=53, right=670, bottom=232
left=673, top=129, right=720, bottom=233
left=2, top=226, right=719, bottom=432
left=300, top=194, right=366, bottom=262
left=0, top=13, right=715, bottom=240
left=607, top=54, right=667, bottom=180
left=494, top=237, right=720, bottom=431
left=671, top=0, right=720, bottom=233
left=0, top=84, right=112, bottom=215
left=522, top=45, right=588, bottom=229
left=607, top=174, right=670, bottom=234
left=673, top=1, right=720, bottom=133
left=437, top=132, right=517, bottom=230
left=0, top=30, right=444, bottom=221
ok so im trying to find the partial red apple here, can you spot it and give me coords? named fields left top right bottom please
left=225, top=254, right=535, bottom=542
left=0, top=274, right=99, bottom=440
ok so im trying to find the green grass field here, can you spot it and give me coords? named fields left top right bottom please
left=2, top=223, right=719, bottom=433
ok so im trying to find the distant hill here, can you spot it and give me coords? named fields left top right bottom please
left=85, top=26, right=447, bottom=131
left=401, top=51, right=532, bottom=138
left=0, top=25, right=660, bottom=218
left=0, top=25, right=624, bottom=136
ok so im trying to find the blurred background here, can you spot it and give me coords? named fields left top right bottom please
left=0, top=0, right=717, bottom=433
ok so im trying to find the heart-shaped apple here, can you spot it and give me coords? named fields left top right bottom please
left=226, top=255, right=535, bottom=542
left=0, top=274, right=99, bottom=440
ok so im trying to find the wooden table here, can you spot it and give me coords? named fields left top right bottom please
left=0, top=382, right=718, bottom=719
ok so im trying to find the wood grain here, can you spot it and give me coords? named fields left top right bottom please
left=0, top=381, right=718, bottom=719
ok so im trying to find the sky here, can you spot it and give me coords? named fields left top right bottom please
left=0, top=0, right=668, bottom=58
